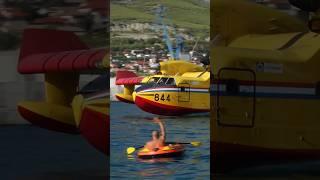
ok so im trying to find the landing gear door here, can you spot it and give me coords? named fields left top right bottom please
left=178, top=83, right=190, bottom=102
left=216, top=68, right=256, bottom=127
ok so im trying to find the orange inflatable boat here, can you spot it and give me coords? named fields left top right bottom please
left=137, top=144, right=185, bottom=159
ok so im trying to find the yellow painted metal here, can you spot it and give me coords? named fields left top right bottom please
left=177, top=72, right=210, bottom=88
left=141, top=72, right=209, bottom=89
left=45, top=73, right=79, bottom=105
left=135, top=71, right=210, bottom=110
left=71, top=94, right=84, bottom=126
left=83, top=98, right=108, bottom=116
left=159, top=60, right=205, bottom=75
left=19, top=72, right=79, bottom=128
left=116, top=85, right=135, bottom=103
left=135, top=89, right=209, bottom=110
left=115, top=93, right=134, bottom=103
left=18, top=101, right=75, bottom=126
left=212, top=97, right=320, bottom=149
left=211, top=0, right=307, bottom=45
left=72, top=94, right=108, bottom=126
left=116, top=60, right=210, bottom=112
left=102, top=52, right=109, bottom=68
left=211, top=0, right=320, bottom=150
left=124, top=85, right=134, bottom=95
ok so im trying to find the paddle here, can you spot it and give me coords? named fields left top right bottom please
left=167, top=141, right=202, bottom=147
left=126, top=141, right=202, bottom=155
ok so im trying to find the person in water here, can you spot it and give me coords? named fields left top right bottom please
left=144, top=117, right=166, bottom=151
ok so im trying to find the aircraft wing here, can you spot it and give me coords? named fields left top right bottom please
left=18, top=29, right=107, bottom=74
left=115, top=70, right=144, bottom=85
left=17, top=28, right=109, bottom=155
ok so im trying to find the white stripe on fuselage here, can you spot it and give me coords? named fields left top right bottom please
left=210, top=84, right=315, bottom=95
left=139, top=87, right=209, bottom=93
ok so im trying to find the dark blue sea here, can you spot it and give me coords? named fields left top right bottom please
left=110, top=102, right=210, bottom=179
left=0, top=125, right=107, bottom=180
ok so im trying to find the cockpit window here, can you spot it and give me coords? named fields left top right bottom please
left=158, top=78, right=167, bottom=84
left=147, top=77, right=176, bottom=85
left=166, top=78, right=175, bottom=85
left=148, top=77, right=160, bottom=83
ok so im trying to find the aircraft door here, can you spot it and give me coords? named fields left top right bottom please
left=178, top=83, right=190, bottom=102
left=215, top=68, right=256, bottom=127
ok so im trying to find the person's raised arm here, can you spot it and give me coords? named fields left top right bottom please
left=154, top=117, right=165, bottom=141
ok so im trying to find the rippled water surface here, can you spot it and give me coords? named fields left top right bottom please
left=0, top=125, right=107, bottom=180
left=110, top=102, right=210, bottom=179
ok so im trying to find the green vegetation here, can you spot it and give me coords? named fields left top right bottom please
left=111, top=38, right=164, bottom=51
left=111, top=37, right=209, bottom=54
left=111, top=0, right=209, bottom=37
left=80, top=30, right=109, bottom=48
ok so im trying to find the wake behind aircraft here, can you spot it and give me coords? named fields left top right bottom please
left=17, top=29, right=108, bottom=155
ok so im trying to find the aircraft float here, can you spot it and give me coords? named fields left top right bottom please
left=211, top=0, right=320, bottom=171
left=17, top=28, right=109, bottom=155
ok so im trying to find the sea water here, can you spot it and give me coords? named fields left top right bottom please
left=0, top=125, right=107, bottom=180
left=110, top=102, right=210, bottom=179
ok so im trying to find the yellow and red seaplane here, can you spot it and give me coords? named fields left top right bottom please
left=211, top=0, right=320, bottom=171
left=115, top=60, right=210, bottom=116
left=17, top=28, right=109, bottom=155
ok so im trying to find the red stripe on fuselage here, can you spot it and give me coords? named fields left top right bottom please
left=135, top=95, right=208, bottom=116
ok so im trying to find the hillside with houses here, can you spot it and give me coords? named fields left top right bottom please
left=0, top=0, right=108, bottom=50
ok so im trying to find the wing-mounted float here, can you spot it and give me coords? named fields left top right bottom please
left=211, top=0, right=320, bottom=170
left=115, top=71, right=143, bottom=103
left=116, top=60, right=210, bottom=116
left=17, top=29, right=109, bottom=155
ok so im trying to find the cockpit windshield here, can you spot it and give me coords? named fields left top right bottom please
left=166, top=78, right=175, bottom=85
left=147, top=77, right=176, bottom=85
left=147, top=77, right=160, bottom=84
